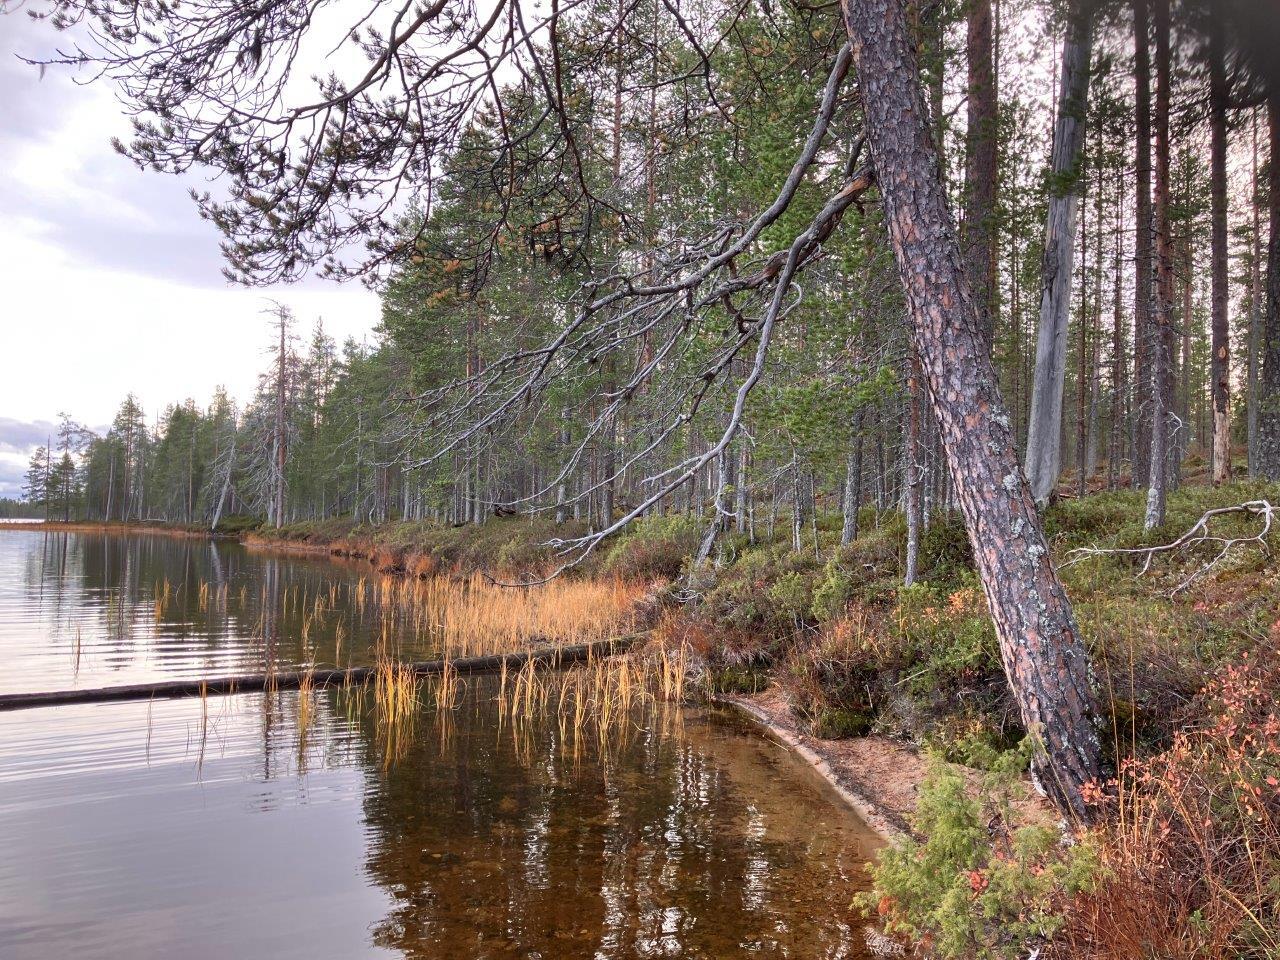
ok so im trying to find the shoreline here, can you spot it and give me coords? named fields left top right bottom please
left=7, top=518, right=1047, bottom=848
left=717, top=686, right=1057, bottom=845
left=715, top=693, right=905, bottom=843
left=4, top=520, right=238, bottom=540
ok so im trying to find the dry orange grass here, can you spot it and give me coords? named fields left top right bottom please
left=1060, top=651, right=1280, bottom=960
left=373, top=573, right=647, bottom=658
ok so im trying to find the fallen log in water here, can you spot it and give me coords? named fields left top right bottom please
left=0, top=635, right=642, bottom=711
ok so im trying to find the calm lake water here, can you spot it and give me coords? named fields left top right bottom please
left=0, top=529, right=878, bottom=959
left=0, top=529, right=444, bottom=695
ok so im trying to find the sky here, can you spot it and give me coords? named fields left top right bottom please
left=0, top=13, right=382, bottom=497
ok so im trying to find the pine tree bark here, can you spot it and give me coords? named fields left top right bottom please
left=963, top=0, right=998, bottom=350
left=1024, top=2, right=1093, bottom=506
left=842, top=0, right=1103, bottom=819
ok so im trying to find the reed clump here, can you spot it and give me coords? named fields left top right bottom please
left=351, top=572, right=647, bottom=661
left=497, top=643, right=689, bottom=755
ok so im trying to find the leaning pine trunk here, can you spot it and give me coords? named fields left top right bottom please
left=1023, top=2, right=1093, bottom=507
left=841, top=0, right=1103, bottom=819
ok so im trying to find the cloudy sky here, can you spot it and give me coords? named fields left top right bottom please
left=0, top=13, right=382, bottom=497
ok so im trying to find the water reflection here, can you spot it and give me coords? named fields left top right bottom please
left=0, top=681, right=876, bottom=959
left=1, top=529, right=435, bottom=694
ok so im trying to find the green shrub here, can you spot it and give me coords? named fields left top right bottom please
left=919, top=511, right=973, bottom=580
left=894, top=579, right=1002, bottom=696
left=813, top=707, right=873, bottom=738
left=859, top=748, right=1100, bottom=959
left=705, top=666, right=768, bottom=695
left=767, top=570, right=815, bottom=623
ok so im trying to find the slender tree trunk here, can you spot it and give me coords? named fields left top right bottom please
left=1109, top=168, right=1127, bottom=489
left=1146, top=0, right=1174, bottom=528
left=1076, top=154, right=1089, bottom=500
left=555, top=417, right=570, bottom=524
left=842, top=411, right=865, bottom=546
left=963, top=0, right=998, bottom=350
left=211, top=433, right=237, bottom=532
left=735, top=442, right=749, bottom=535
left=1248, top=110, right=1262, bottom=475
left=904, top=354, right=922, bottom=586
left=1260, top=95, right=1280, bottom=479
left=843, top=0, right=1102, bottom=818
left=791, top=455, right=804, bottom=554
left=1024, top=3, right=1093, bottom=506
left=1085, top=146, right=1104, bottom=480
left=1132, top=0, right=1154, bottom=490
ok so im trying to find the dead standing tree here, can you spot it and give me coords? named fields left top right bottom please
left=19, top=0, right=1102, bottom=816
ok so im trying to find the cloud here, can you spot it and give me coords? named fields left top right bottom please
left=0, top=452, right=30, bottom=498
left=0, top=417, right=57, bottom=455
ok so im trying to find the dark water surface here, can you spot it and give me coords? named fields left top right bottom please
left=0, top=530, right=878, bottom=959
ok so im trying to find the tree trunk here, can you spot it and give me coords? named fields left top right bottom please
left=1076, top=154, right=1089, bottom=500
left=842, top=0, right=1103, bottom=819
left=1260, top=95, right=1280, bottom=479
left=1024, top=3, right=1093, bottom=506
left=1145, top=0, right=1174, bottom=529
left=274, top=315, right=287, bottom=529
left=842, top=411, right=865, bottom=546
left=1109, top=168, right=1127, bottom=489
left=904, top=354, right=922, bottom=587
left=963, top=0, right=998, bottom=350
left=210, top=434, right=237, bottom=532
left=1132, top=0, right=1154, bottom=490
left=1248, top=110, right=1262, bottom=476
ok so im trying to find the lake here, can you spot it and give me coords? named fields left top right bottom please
left=0, top=529, right=878, bottom=959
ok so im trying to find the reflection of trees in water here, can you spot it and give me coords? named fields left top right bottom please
left=355, top=688, right=868, bottom=959
left=14, top=532, right=408, bottom=681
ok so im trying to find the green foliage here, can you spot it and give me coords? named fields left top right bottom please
left=918, top=512, right=973, bottom=580
left=704, top=666, right=769, bottom=695
left=860, top=749, right=1100, bottom=959
left=603, top=515, right=702, bottom=581
left=812, top=707, right=873, bottom=739
left=893, top=579, right=1002, bottom=696
left=810, top=523, right=903, bottom=621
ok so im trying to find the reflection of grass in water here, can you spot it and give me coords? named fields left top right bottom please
left=498, top=645, right=689, bottom=760
left=372, top=658, right=419, bottom=769
left=222, top=568, right=659, bottom=771
left=287, top=643, right=686, bottom=775
left=153, top=577, right=174, bottom=621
